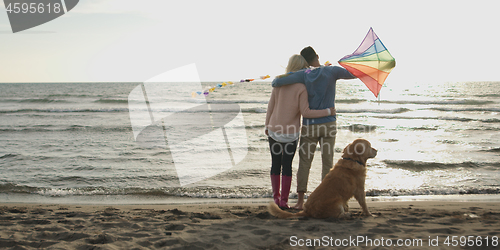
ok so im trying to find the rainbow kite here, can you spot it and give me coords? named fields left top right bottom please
left=339, top=27, right=395, bottom=97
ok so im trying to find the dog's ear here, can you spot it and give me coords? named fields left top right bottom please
left=342, top=143, right=353, bottom=157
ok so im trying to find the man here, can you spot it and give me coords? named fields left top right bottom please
left=271, top=46, right=356, bottom=210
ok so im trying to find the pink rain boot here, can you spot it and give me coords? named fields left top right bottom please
left=271, top=174, right=281, bottom=205
left=280, top=175, right=292, bottom=209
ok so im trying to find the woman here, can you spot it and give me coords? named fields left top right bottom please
left=265, top=55, right=335, bottom=209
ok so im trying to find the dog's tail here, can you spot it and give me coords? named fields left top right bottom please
left=268, top=202, right=306, bottom=219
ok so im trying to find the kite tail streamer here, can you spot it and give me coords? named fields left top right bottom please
left=191, top=61, right=333, bottom=98
left=191, top=75, right=270, bottom=98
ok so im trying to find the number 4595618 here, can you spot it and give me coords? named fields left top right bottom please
left=444, top=236, right=498, bottom=247
left=5, top=2, right=63, bottom=14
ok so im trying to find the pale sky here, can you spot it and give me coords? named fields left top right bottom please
left=0, top=0, right=498, bottom=86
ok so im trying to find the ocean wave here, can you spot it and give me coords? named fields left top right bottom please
left=0, top=153, right=18, bottom=159
left=483, top=119, right=500, bottom=123
left=338, top=108, right=411, bottom=114
left=426, top=116, right=474, bottom=122
left=207, top=100, right=269, bottom=104
left=431, top=107, right=500, bottom=113
left=0, top=152, right=159, bottom=164
left=0, top=153, right=60, bottom=162
left=1, top=183, right=500, bottom=198
left=372, top=115, right=496, bottom=123
left=0, top=98, right=71, bottom=103
left=336, top=98, right=366, bottom=104
left=46, top=94, right=73, bottom=97
left=436, top=139, right=461, bottom=144
left=340, top=124, right=377, bottom=132
left=365, top=187, right=500, bottom=196
left=0, top=108, right=129, bottom=114
left=64, top=125, right=132, bottom=132
left=246, top=124, right=266, bottom=129
left=131, top=98, right=364, bottom=105
left=383, top=160, right=500, bottom=171
left=0, top=107, right=413, bottom=115
left=0, top=125, right=132, bottom=133
left=0, top=183, right=39, bottom=194
left=243, top=108, right=267, bottom=113
left=378, top=99, right=495, bottom=105
left=0, top=183, right=271, bottom=198
left=0, top=127, right=56, bottom=133
left=478, top=127, right=500, bottom=131
left=94, top=99, right=129, bottom=104
left=47, top=93, right=103, bottom=98
left=474, top=93, right=500, bottom=98
left=482, top=148, right=500, bottom=153
left=412, top=127, right=439, bottom=131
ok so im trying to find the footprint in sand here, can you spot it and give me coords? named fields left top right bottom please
left=165, top=223, right=186, bottom=231
left=427, top=227, right=462, bottom=234
left=252, top=229, right=271, bottom=235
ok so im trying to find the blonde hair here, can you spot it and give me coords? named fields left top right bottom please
left=286, top=54, right=309, bottom=73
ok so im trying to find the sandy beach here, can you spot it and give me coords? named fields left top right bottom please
left=1, top=199, right=499, bottom=249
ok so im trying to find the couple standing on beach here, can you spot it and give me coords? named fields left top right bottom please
left=265, top=46, right=356, bottom=209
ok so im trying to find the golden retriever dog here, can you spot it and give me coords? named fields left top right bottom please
left=268, top=138, right=377, bottom=219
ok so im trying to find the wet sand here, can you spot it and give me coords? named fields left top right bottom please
left=1, top=200, right=499, bottom=249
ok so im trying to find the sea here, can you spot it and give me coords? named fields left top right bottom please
left=1, top=80, right=499, bottom=204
